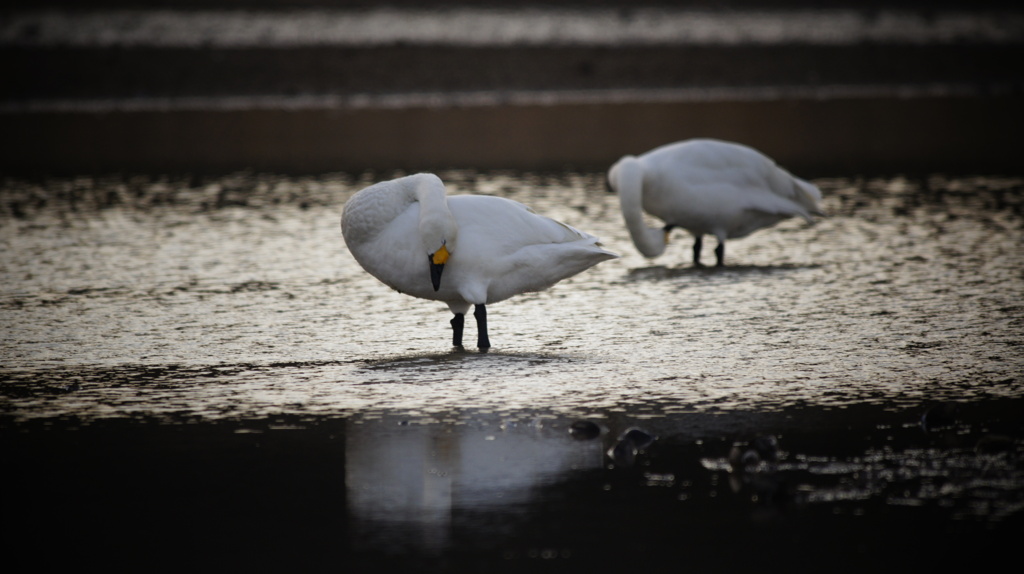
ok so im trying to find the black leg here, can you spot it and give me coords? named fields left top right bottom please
left=451, top=313, right=465, bottom=347
left=474, top=304, right=490, bottom=350
left=715, top=240, right=725, bottom=267
left=692, top=236, right=704, bottom=267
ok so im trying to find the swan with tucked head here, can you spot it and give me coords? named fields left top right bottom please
left=607, top=139, right=823, bottom=267
left=342, top=173, right=618, bottom=349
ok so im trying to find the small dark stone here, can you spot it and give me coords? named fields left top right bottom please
left=568, top=420, right=601, bottom=440
left=606, top=427, right=657, bottom=468
left=619, top=427, right=656, bottom=450
left=607, top=438, right=637, bottom=468
left=921, top=402, right=960, bottom=432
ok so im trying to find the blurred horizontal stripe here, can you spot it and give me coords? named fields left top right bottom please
left=4, top=8, right=1023, bottom=48
left=0, top=84, right=999, bottom=114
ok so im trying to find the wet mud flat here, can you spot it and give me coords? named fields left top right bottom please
left=2, top=171, right=1023, bottom=571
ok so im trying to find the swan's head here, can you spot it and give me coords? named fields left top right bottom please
left=421, top=215, right=459, bottom=292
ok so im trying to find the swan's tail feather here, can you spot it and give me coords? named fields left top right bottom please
left=564, top=233, right=620, bottom=261
left=793, top=178, right=825, bottom=218
left=585, top=238, right=620, bottom=260
left=552, top=219, right=593, bottom=240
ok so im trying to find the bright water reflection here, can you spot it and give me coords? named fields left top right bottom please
left=2, top=172, right=1022, bottom=417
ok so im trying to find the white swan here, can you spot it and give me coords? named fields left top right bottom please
left=607, top=139, right=824, bottom=267
left=341, top=173, right=619, bottom=349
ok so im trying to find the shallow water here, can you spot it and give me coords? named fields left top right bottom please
left=2, top=171, right=1023, bottom=571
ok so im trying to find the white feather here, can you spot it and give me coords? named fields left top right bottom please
left=341, top=173, right=618, bottom=346
left=608, top=139, right=823, bottom=265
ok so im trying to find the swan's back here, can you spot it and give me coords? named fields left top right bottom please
left=445, top=195, right=617, bottom=304
left=639, top=139, right=822, bottom=237
left=449, top=195, right=593, bottom=252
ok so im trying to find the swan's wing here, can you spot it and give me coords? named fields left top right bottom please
left=791, top=177, right=825, bottom=216
left=709, top=144, right=825, bottom=217
left=449, top=195, right=605, bottom=249
left=752, top=161, right=821, bottom=216
left=738, top=188, right=816, bottom=219
left=445, top=195, right=617, bottom=303
left=649, top=139, right=822, bottom=214
left=692, top=142, right=824, bottom=220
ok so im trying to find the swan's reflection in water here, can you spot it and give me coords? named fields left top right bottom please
left=345, top=415, right=604, bottom=553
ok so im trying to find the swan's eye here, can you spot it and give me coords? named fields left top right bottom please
left=431, top=244, right=451, bottom=265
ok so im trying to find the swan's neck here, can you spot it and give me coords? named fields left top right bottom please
left=413, top=179, right=449, bottom=221
left=615, top=158, right=666, bottom=258
left=411, top=174, right=459, bottom=254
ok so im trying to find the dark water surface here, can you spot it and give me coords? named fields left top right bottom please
left=2, top=171, right=1023, bottom=572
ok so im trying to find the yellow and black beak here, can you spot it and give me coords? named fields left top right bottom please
left=429, top=244, right=450, bottom=291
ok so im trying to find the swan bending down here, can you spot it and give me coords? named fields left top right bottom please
left=341, top=173, right=619, bottom=349
left=607, top=139, right=824, bottom=267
